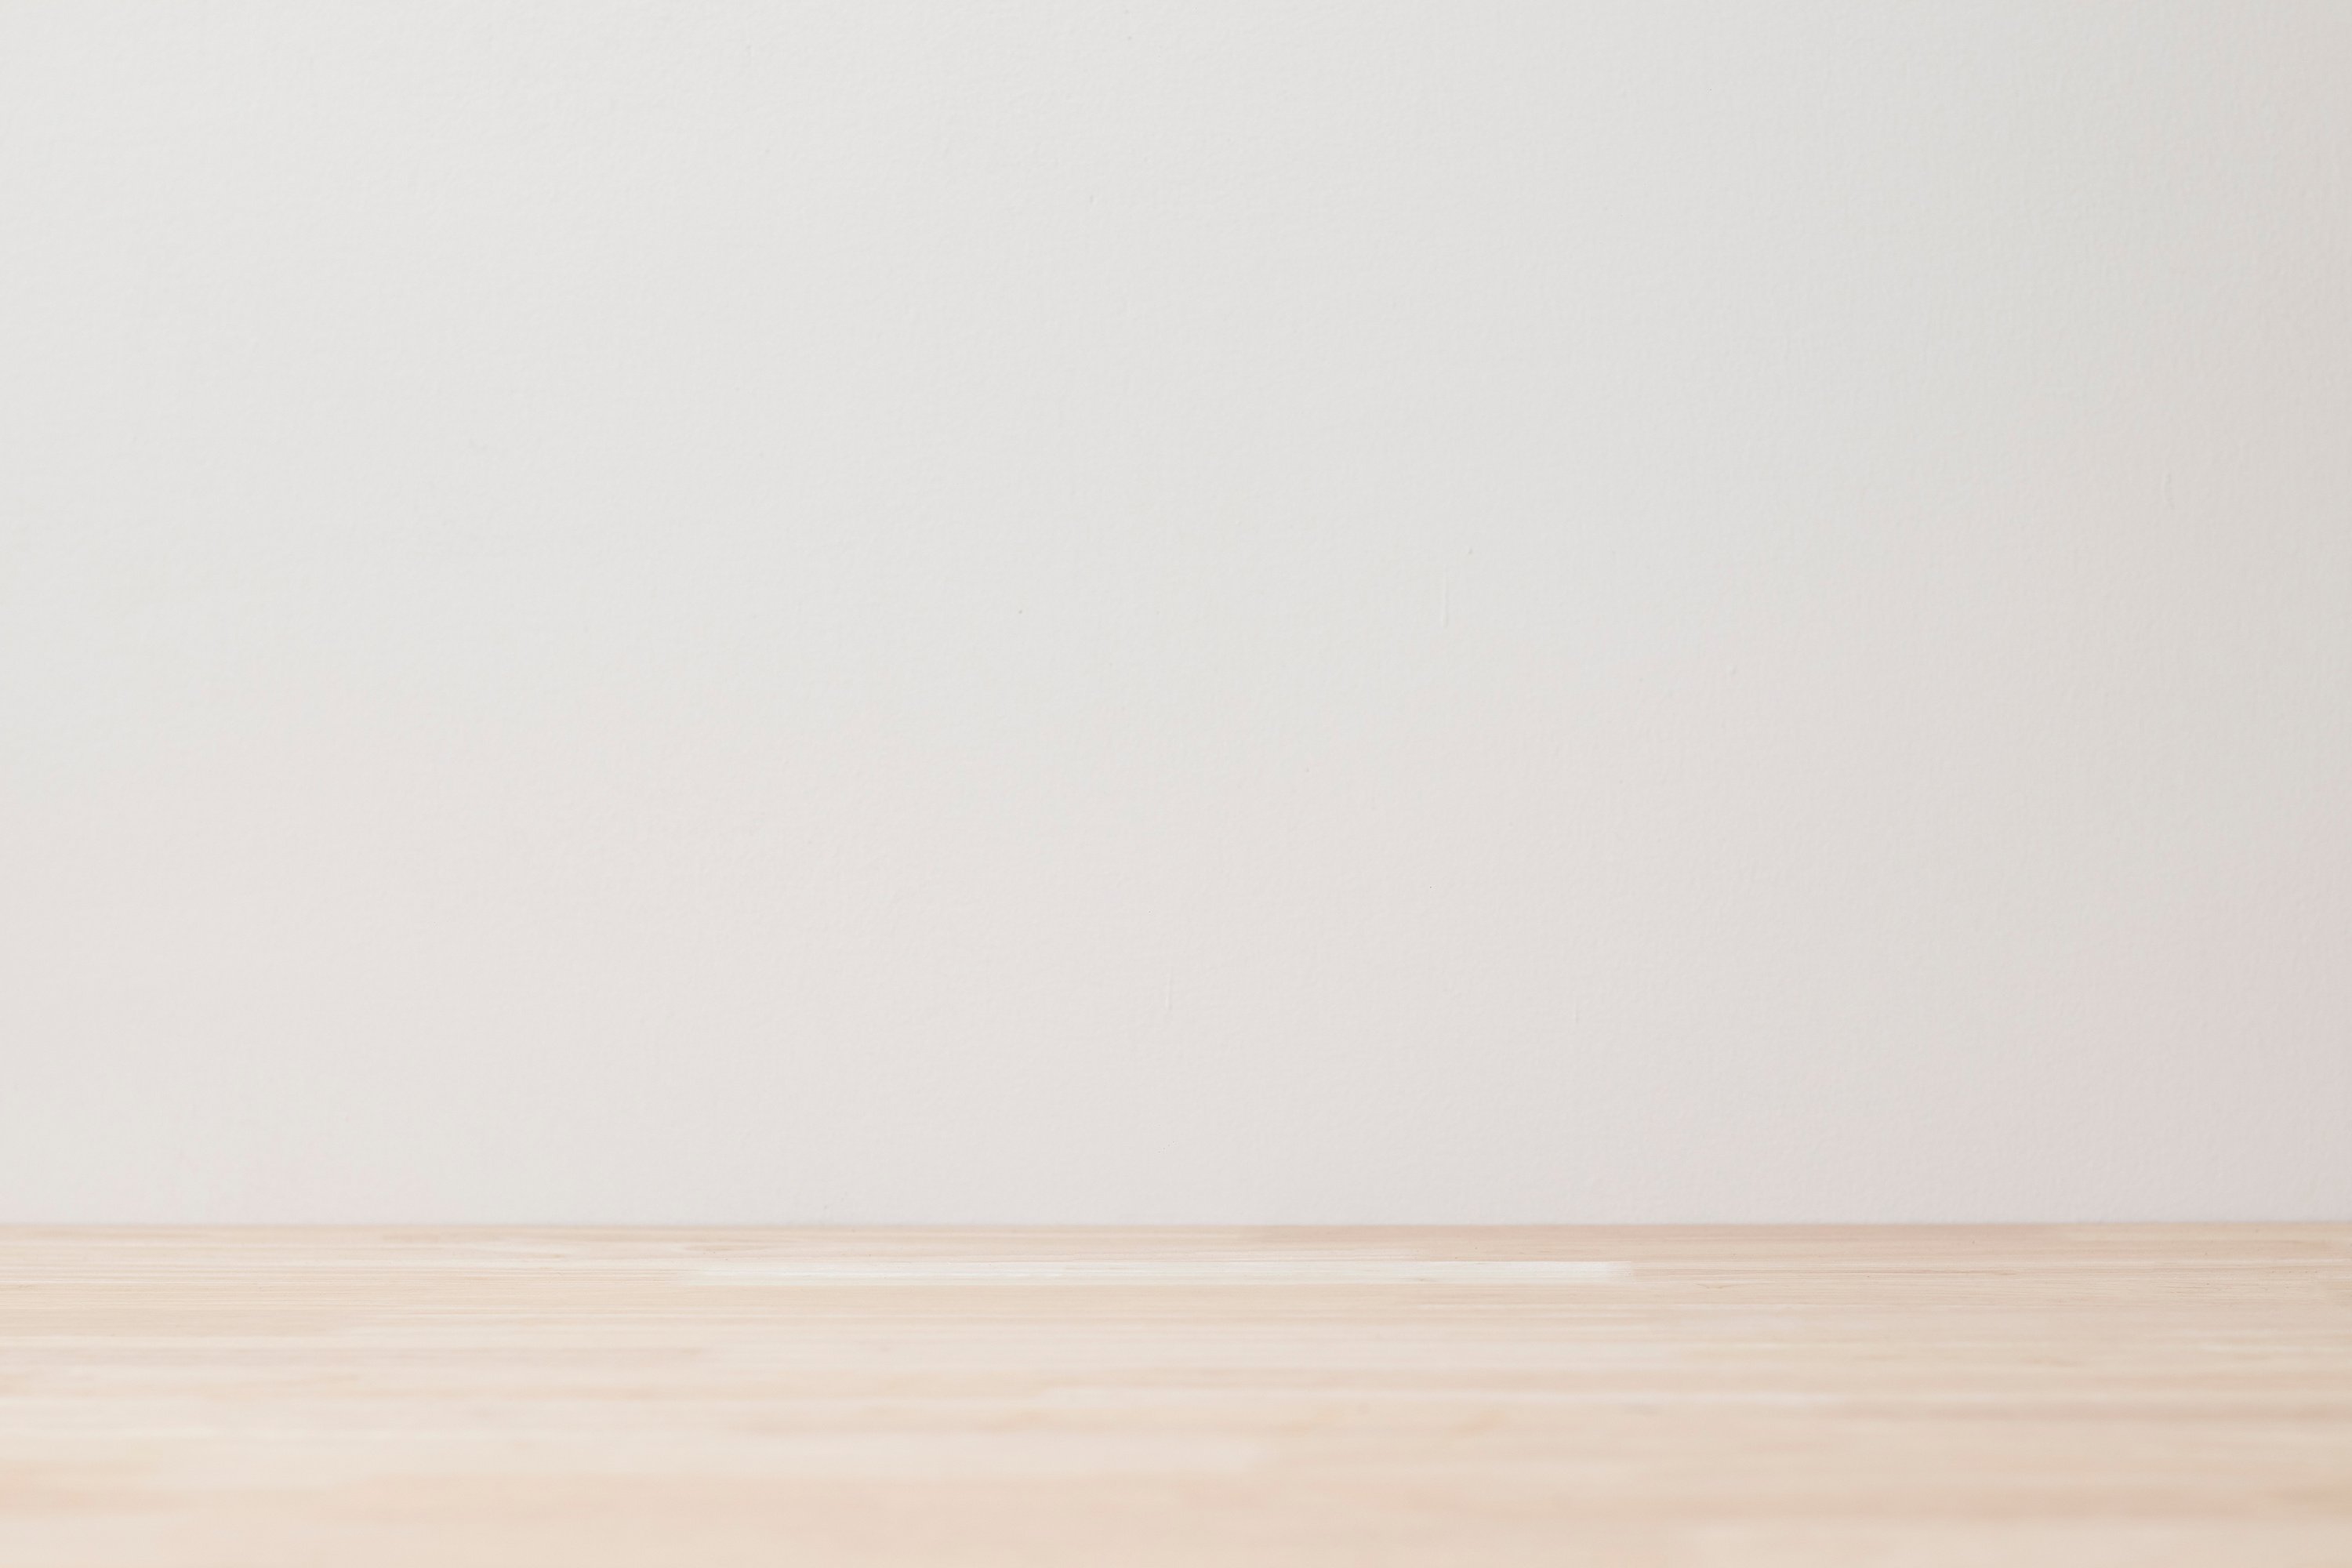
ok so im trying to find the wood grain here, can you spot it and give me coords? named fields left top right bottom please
left=2, top=1227, right=2348, bottom=1566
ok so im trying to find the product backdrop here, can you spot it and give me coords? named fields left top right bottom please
left=4, top=3, right=2348, bottom=1221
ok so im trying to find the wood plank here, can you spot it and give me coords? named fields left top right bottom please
left=2, top=1227, right=2348, bottom=1565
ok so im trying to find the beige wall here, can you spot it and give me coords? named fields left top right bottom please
left=3, top=3, right=2347, bottom=1221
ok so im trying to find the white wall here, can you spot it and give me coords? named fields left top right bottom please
left=3, top=3, right=2347, bottom=1224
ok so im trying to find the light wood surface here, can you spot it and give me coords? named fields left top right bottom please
left=2, top=1227, right=2348, bottom=1566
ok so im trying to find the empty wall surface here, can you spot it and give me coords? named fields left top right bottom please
left=2, top=3, right=2347, bottom=1221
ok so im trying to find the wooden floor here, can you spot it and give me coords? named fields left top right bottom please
left=2, top=1228, right=2347, bottom=1566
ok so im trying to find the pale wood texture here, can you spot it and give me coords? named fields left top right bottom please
left=2, top=1227, right=2348, bottom=1566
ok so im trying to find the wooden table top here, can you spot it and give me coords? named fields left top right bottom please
left=2, top=1226, right=2347, bottom=1566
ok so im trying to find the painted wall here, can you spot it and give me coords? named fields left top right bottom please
left=4, top=3, right=2347, bottom=1221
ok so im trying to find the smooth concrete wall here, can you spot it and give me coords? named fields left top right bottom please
left=3, top=3, right=2347, bottom=1221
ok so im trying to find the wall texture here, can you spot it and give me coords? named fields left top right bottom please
left=3, top=3, right=2347, bottom=1222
